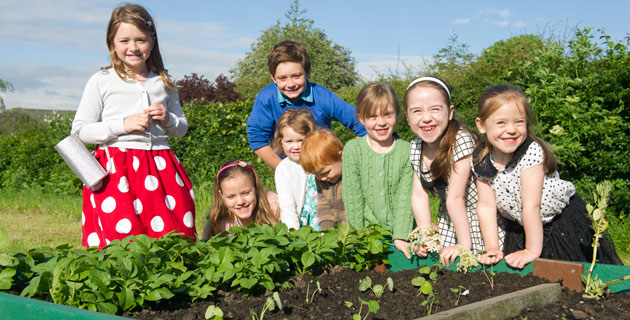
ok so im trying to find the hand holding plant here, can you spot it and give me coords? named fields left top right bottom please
left=407, top=226, right=442, bottom=258
left=455, top=247, right=479, bottom=273
left=439, top=244, right=465, bottom=267
left=477, top=248, right=503, bottom=265
left=394, top=239, right=412, bottom=259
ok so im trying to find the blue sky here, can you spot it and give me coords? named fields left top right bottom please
left=1, top=0, right=628, bottom=110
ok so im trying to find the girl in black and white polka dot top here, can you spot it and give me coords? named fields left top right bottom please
left=472, top=84, right=621, bottom=269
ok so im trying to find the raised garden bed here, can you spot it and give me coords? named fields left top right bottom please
left=1, top=227, right=628, bottom=320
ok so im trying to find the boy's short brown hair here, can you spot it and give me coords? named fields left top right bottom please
left=300, top=130, right=344, bottom=174
left=272, top=108, right=318, bottom=156
left=268, top=40, right=311, bottom=77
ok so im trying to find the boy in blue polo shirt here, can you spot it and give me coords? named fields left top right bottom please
left=247, top=40, right=366, bottom=169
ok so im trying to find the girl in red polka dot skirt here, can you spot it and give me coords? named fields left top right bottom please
left=71, top=4, right=196, bottom=248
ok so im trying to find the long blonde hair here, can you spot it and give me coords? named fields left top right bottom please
left=474, top=84, right=557, bottom=174
left=207, top=160, right=276, bottom=236
left=105, top=4, right=176, bottom=92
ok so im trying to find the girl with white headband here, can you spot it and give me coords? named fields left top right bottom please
left=404, top=76, right=506, bottom=266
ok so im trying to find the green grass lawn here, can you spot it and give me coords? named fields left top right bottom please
left=0, top=187, right=212, bottom=252
left=1, top=188, right=628, bottom=266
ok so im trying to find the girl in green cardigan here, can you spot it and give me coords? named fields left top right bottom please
left=342, top=83, right=415, bottom=258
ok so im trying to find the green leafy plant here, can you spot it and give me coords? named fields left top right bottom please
left=582, top=181, right=630, bottom=299
left=421, top=291, right=439, bottom=315
left=0, top=224, right=391, bottom=314
left=205, top=305, right=224, bottom=320
left=411, top=265, right=442, bottom=315
left=411, top=265, right=440, bottom=295
left=358, top=276, right=394, bottom=298
left=450, top=285, right=468, bottom=306
left=345, top=298, right=380, bottom=320
left=250, top=292, right=282, bottom=320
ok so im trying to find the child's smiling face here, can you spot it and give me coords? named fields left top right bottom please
left=219, top=173, right=257, bottom=226
left=476, top=101, right=528, bottom=164
left=281, top=126, right=305, bottom=162
left=271, top=62, right=308, bottom=102
left=361, top=102, right=397, bottom=149
left=113, top=22, right=153, bottom=75
left=406, top=86, right=453, bottom=149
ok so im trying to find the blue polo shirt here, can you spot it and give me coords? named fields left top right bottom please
left=247, top=81, right=366, bottom=151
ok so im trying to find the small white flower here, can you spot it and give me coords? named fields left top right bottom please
left=550, top=125, right=564, bottom=135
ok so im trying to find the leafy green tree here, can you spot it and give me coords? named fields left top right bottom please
left=513, top=28, right=630, bottom=214
left=230, top=0, right=359, bottom=99
left=0, top=79, right=13, bottom=112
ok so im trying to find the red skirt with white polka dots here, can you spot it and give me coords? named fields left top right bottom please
left=81, top=146, right=196, bottom=248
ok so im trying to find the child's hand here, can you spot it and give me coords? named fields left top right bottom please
left=477, top=248, right=503, bottom=265
left=412, top=244, right=429, bottom=257
left=439, top=244, right=463, bottom=267
left=124, top=112, right=151, bottom=133
left=504, top=249, right=537, bottom=269
left=394, top=239, right=412, bottom=259
left=146, top=103, right=169, bottom=125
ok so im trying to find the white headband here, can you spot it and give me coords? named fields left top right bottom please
left=406, top=76, right=451, bottom=101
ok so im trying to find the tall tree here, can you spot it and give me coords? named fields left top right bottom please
left=0, top=79, right=13, bottom=112
left=231, top=0, right=359, bottom=98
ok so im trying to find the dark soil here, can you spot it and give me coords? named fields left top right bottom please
left=120, top=265, right=624, bottom=320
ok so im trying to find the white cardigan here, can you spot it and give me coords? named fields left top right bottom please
left=274, top=158, right=307, bottom=230
left=72, top=68, right=187, bottom=150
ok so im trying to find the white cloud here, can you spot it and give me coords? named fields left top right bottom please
left=355, top=55, right=432, bottom=81
left=0, top=1, right=256, bottom=110
left=0, top=1, right=109, bottom=51
left=479, top=8, right=514, bottom=28
left=1, top=64, right=99, bottom=110
left=513, top=20, right=526, bottom=28
left=494, top=21, right=509, bottom=27
left=453, top=18, right=472, bottom=25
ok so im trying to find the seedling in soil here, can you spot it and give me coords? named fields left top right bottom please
left=450, top=285, right=469, bottom=306
left=205, top=305, right=224, bottom=320
left=305, top=280, right=322, bottom=303
left=411, top=265, right=440, bottom=295
left=411, top=265, right=442, bottom=315
left=249, top=292, right=282, bottom=320
left=420, top=291, right=439, bottom=315
left=478, top=250, right=496, bottom=290
left=345, top=297, right=380, bottom=320
left=358, top=276, right=394, bottom=298
left=582, top=181, right=630, bottom=299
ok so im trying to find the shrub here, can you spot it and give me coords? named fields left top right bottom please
left=176, top=73, right=240, bottom=105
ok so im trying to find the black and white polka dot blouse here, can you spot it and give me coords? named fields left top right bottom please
left=472, top=137, right=575, bottom=225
